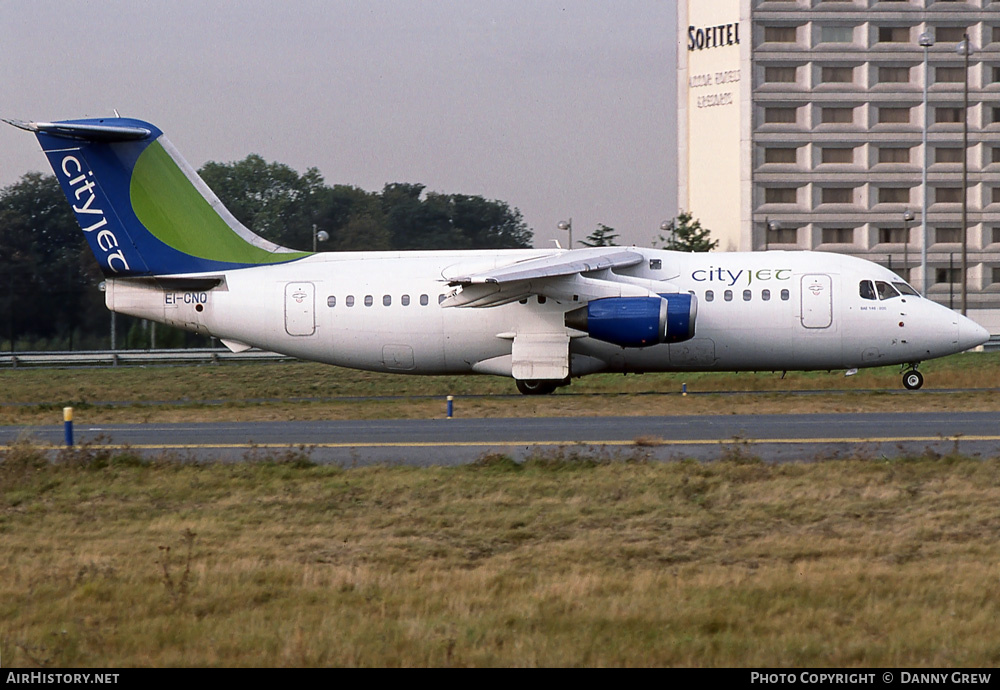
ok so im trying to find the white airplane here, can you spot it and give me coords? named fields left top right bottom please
left=6, top=117, right=990, bottom=393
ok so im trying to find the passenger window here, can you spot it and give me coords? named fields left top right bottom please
left=364, top=295, right=373, bottom=307
left=724, top=290, right=733, bottom=302
left=875, top=281, right=899, bottom=300
left=762, top=289, right=770, bottom=301
left=402, top=294, right=410, bottom=306
left=383, top=295, right=391, bottom=306
left=420, top=294, right=429, bottom=306
left=346, top=295, right=355, bottom=307
left=538, top=295, right=547, bottom=304
left=705, top=290, right=714, bottom=302
left=781, top=289, right=790, bottom=301
left=743, top=289, right=752, bottom=301
left=327, top=296, right=336, bottom=308
left=438, top=294, right=446, bottom=304
left=860, top=280, right=876, bottom=300
left=649, top=259, right=662, bottom=270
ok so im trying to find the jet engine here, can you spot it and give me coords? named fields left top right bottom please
left=564, top=294, right=696, bottom=348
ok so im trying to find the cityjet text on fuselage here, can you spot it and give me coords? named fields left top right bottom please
left=691, top=266, right=792, bottom=287
left=60, top=155, right=130, bottom=273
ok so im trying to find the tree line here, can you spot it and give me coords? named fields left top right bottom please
left=0, top=156, right=533, bottom=351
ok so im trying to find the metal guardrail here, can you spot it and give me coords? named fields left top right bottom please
left=985, top=336, right=1000, bottom=353
left=0, top=348, right=294, bottom=368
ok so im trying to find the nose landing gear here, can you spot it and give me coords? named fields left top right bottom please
left=902, top=365, right=923, bottom=390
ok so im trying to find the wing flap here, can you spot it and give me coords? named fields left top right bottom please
left=446, top=247, right=644, bottom=286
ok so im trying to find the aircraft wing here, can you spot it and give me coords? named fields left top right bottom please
left=442, top=247, right=667, bottom=308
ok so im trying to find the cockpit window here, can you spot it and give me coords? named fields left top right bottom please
left=893, top=282, right=919, bottom=296
left=875, top=280, right=900, bottom=300
left=859, top=280, right=876, bottom=300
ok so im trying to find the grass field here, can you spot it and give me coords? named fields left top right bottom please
left=1, top=443, right=999, bottom=667
left=0, top=351, right=999, bottom=425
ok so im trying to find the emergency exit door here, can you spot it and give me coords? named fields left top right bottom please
left=284, top=282, right=316, bottom=336
left=800, top=274, right=832, bottom=329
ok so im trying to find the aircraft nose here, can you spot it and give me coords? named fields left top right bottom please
left=957, top=315, right=990, bottom=351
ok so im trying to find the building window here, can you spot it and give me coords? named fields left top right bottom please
left=936, top=187, right=962, bottom=204
left=993, top=267, right=1000, bottom=284
left=879, top=147, right=911, bottom=164
left=765, top=107, right=797, bottom=124
left=993, top=227, right=1000, bottom=244
left=821, top=66, right=854, bottom=83
left=878, top=66, right=911, bottom=83
left=936, top=67, right=966, bottom=83
left=993, top=108, right=1000, bottom=125
left=820, top=26, right=853, bottom=43
left=878, top=27, right=910, bottom=43
left=936, top=268, right=961, bottom=283
left=993, top=188, right=1000, bottom=204
left=878, top=188, right=911, bottom=204
left=765, top=148, right=797, bottom=164
left=992, top=67, right=1000, bottom=84
left=764, top=26, right=797, bottom=43
left=936, top=227, right=962, bottom=243
left=821, top=107, right=854, bottom=124
left=936, top=107, right=963, bottom=123
left=770, top=227, right=797, bottom=244
left=821, top=188, right=854, bottom=204
left=878, top=107, right=911, bottom=124
left=879, top=227, right=908, bottom=244
left=935, top=148, right=963, bottom=164
left=822, top=227, right=854, bottom=244
left=765, top=187, right=798, bottom=204
left=994, top=27, right=1000, bottom=44
left=936, top=27, right=968, bottom=43
left=992, top=148, right=1000, bottom=164
left=764, top=66, right=798, bottom=83
left=821, top=147, right=853, bottom=164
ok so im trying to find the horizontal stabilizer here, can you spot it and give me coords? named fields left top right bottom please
left=3, top=118, right=151, bottom=141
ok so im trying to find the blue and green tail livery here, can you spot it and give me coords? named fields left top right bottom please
left=6, top=117, right=309, bottom=277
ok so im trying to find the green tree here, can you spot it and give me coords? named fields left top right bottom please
left=581, top=224, right=619, bottom=247
left=655, top=211, right=718, bottom=252
left=198, top=155, right=326, bottom=250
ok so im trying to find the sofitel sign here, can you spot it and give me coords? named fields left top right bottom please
left=687, top=22, right=740, bottom=51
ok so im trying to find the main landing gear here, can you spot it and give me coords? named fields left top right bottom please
left=902, top=364, right=924, bottom=390
left=515, top=379, right=559, bottom=395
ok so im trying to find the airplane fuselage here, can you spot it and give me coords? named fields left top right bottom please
left=105, top=247, right=980, bottom=379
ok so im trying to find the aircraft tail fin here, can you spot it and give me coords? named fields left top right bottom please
left=5, top=117, right=309, bottom=277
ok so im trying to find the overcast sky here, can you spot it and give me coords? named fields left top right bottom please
left=0, top=1, right=678, bottom=248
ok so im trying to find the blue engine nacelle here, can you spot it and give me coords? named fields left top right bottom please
left=565, top=294, right=697, bottom=348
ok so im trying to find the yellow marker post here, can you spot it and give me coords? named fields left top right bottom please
left=63, top=406, right=74, bottom=446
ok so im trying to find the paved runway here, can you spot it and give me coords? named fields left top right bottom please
left=2, top=412, right=999, bottom=464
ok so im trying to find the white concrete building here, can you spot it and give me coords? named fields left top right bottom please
left=677, top=0, right=1000, bottom=331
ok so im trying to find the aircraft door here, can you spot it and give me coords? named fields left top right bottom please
left=800, top=274, right=833, bottom=329
left=284, top=282, right=316, bottom=336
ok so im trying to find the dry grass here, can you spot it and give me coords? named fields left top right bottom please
left=2, top=442, right=1000, bottom=667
